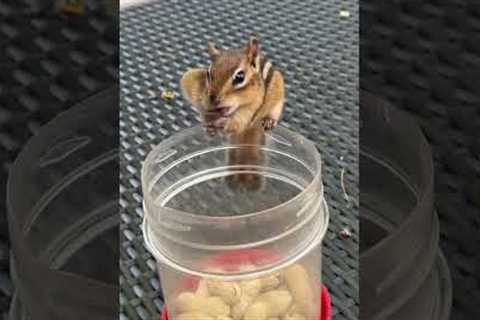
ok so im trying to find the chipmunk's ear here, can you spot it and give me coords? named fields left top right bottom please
left=208, top=42, right=220, bottom=60
left=246, top=35, right=260, bottom=64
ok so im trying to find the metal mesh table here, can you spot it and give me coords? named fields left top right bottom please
left=0, top=0, right=118, bottom=233
left=120, top=1, right=359, bottom=319
left=361, top=2, right=480, bottom=319
left=0, top=1, right=118, bottom=316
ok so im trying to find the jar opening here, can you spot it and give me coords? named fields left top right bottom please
left=142, top=126, right=323, bottom=220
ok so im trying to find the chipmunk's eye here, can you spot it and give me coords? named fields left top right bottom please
left=233, top=70, right=245, bottom=86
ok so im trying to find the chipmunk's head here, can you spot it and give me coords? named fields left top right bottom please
left=203, top=36, right=265, bottom=115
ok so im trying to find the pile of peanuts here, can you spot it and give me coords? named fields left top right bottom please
left=173, top=263, right=315, bottom=320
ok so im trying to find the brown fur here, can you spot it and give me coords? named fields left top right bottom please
left=226, top=125, right=266, bottom=190
left=180, top=36, right=285, bottom=190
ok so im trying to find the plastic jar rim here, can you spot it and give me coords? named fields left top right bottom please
left=141, top=126, right=327, bottom=279
left=143, top=199, right=329, bottom=280
left=141, top=125, right=324, bottom=222
left=359, top=96, right=435, bottom=261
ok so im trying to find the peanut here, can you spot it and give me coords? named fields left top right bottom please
left=285, top=304, right=299, bottom=315
left=240, top=279, right=263, bottom=297
left=204, top=296, right=231, bottom=317
left=207, top=280, right=242, bottom=305
left=231, top=296, right=253, bottom=320
left=174, top=292, right=203, bottom=313
left=175, top=264, right=315, bottom=320
left=175, top=293, right=231, bottom=317
left=282, top=264, right=314, bottom=317
left=175, top=312, right=214, bottom=320
left=244, top=290, right=292, bottom=320
left=244, top=301, right=268, bottom=320
left=283, top=314, right=306, bottom=320
left=195, top=279, right=210, bottom=297
left=257, top=290, right=293, bottom=317
left=261, top=275, right=281, bottom=291
left=283, top=304, right=307, bottom=320
left=229, top=278, right=265, bottom=319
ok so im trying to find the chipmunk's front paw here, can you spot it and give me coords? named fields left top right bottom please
left=204, top=117, right=228, bottom=136
left=261, top=117, right=277, bottom=131
left=203, top=122, right=218, bottom=136
left=203, top=111, right=227, bottom=136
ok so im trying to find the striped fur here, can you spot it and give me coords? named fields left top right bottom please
left=259, top=55, right=274, bottom=89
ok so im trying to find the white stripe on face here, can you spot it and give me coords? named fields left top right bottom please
left=255, top=55, right=261, bottom=71
left=262, top=61, right=272, bottom=80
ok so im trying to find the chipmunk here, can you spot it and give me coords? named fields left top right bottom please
left=180, top=36, right=285, bottom=189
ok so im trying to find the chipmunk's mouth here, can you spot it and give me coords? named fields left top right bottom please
left=221, top=105, right=239, bottom=116
left=207, top=106, right=228, bottom=115
left=207, top=105, right=239, bottom=129
left=209, top=105, right=239, bottom=117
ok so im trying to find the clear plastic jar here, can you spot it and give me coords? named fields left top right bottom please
left=142, top=126, right=329, bottom=320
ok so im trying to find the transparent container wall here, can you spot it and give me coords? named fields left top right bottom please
left=144, top=127, right=320, bottom=218
left=142, top=126, right=328, bottom=320
left=160, top=246, right=322, bottom=320
left=143, top=126, right=326, bottom=276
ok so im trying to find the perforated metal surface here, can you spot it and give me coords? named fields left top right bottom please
left=120, top=1, right=358, bottom=319
left=0, top=1, right=118, bottom=222
left=361, top=1, right=480, bottom=319
left=0, top=1, right=118, bottom=317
